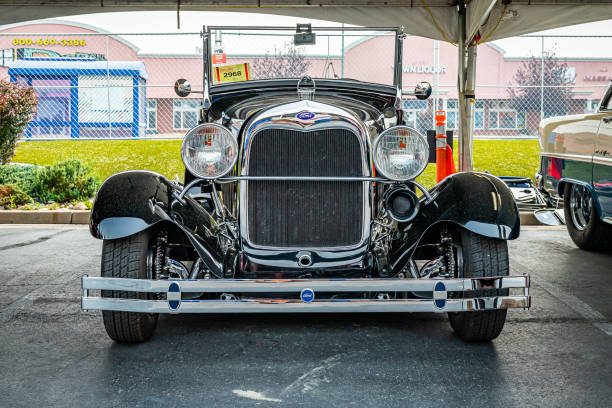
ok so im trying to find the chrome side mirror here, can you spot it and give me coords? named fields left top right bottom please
left=174, top=78, right=191, bottom=97
left=401, top=82, right=432, bottom=100
left=414, top=82, right=432, bottom=100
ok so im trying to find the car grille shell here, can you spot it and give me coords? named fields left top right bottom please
left=246, top=127, right=364, bottom=248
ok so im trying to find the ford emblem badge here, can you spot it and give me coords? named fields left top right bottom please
left=297, top=111, right=315, bottom=120
left=300, top=288, right=315, bottom=303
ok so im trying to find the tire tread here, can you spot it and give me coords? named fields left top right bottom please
left=563, top=183, right=612, bottom=252
left=101, top=232, right=158, bottom=343
left=449, top=231, right=509, bottom=342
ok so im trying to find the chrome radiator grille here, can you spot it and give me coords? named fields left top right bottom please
left=246, top=128, right=364, bottom=248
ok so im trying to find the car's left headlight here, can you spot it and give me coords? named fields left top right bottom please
left=373, top=126, right=429, bottom=181
left=181, top=123, right=238, bottom=179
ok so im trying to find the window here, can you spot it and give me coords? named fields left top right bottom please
left=585, top=99, right=599, bottom=113
left=0, top=49, right=14, bottom=67
left=488, top=100, right=525, bottom=129
left=402, top=100, right=427, bottom=129
left=147, top=100, right=157, bottom=132
left=78, top=76, right=132, bottom=123
left=30, top=79, right=71, bottom=122
left=474, top=101, right=485, bottom=129
left=445, top=100, right=459, bottom=130
left=173, top=99, right=199, bottom=130
left=444, top=100, right=484, bottom=130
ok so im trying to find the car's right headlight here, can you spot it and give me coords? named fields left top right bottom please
left=181, top=123, right=238, bottom=179
left=373, top=126, right=429, bottom=181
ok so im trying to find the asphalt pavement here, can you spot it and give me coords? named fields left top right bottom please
left=0, top=225, right=611, bottom=407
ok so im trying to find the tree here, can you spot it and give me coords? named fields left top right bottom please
left=252, top=44, right=312, bottom=79
left=507, top=50, right=574, bottom=119
left=0, top=81, right=38, bottom=164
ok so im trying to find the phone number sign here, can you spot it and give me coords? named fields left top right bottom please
left=214, top=63, right=250, bottom=84
left=13, top=38, right=87, bottom=47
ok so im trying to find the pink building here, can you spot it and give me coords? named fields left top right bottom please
left=1, top=20, right=609, bottom=138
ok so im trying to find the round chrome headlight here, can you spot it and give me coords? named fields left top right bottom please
left=373, top=126, right=429, bottom=181
left=181, top=123, right=238, bottom=179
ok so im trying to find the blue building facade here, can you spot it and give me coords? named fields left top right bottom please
left=8, top=58, right=147, bottom=139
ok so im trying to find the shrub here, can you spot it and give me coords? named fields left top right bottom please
left=0, top=81, right=38, bottom=165
left=0, top=184, right=33, bottom=208
left=31, top=159, right=100, bottom=203
left=0, top=165, right=38, bottom=195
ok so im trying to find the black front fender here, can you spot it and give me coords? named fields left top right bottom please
left=90, top=171, right=224, bottom=275
left=419, top=171, right=520, bottom=240
left=90, top=171, right=179, bottom=240
left=391, top=172, right=520, bottom=273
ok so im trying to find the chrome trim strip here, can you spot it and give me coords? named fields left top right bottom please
left=540, top=151, right=593, bottom=163
left=82, top=274, right=88, bottom=311
left=541, top=151, right=612, bottom=167
left=82, top=275, right=529, bottom=293
left=593, top=156, right=612, bottom=165
left=82, top=295, right=529, bottom=314
left=207, top=26, right=400, bottom=32
left=229, top=176, right=399, bottom=181
left=219, top=177, right=433, bottom=203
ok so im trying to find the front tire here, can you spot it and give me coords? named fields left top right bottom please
left=101, top=231, right=158, bottom=343
left=563, top=183, right=611, bottom=251
left=448, top=230, right=509, bottom=342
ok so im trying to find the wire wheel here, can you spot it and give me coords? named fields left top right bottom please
left=569, top=184, right=592, bottom=231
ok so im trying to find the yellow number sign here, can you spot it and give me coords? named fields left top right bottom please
left=12, top=38, right=87, bottom=46
left=214, top=63, right=250, bottom=84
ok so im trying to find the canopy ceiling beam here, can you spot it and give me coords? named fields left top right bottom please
left=0, top=0, right=455, bottom=7
left=2, top=1, right=612, bottom=43
left=465, top=0, right=497, bottom=43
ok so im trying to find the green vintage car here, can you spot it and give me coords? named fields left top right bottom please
left=537, top=80, right=612, bottom=251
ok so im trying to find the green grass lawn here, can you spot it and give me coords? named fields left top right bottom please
left=13, top=139, right=540, bottom=189
left=419, top=139, right=540, bottom=188
left=14, top=139, right=185, bottom=182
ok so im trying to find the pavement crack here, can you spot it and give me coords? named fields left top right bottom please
left=0, top=257, right=89, bottom=325
left=282, top=353, right=342, bottom=395
left=0, top=230, right=69, bottom=251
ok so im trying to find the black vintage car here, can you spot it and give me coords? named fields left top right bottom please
left=82, top=26, right=529, bottom=343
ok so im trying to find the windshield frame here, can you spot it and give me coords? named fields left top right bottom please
left=200, top=25, right=405, bottom=95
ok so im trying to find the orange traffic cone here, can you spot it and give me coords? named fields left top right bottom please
left=435, top=110, right=457, bottom=182
left=445, top=144, right=456, bottom=176
left=435, top=111, right=447, bottom=183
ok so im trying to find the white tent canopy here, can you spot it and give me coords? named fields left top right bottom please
left=2, top=2, right=612, bottom=43
left=2, top=0, right=612, bottom=169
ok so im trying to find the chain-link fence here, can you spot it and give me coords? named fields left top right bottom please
left=412, top=35, right=611, bottom=139
left=1, top=29, right=611, bottom=141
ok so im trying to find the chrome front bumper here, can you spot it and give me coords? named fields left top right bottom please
left=81, top=275, right=530, bottom=314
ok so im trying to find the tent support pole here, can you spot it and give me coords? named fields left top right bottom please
left=459, top=44, right=477, bottom=172
left=457, top=5, right=476, bottom=172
